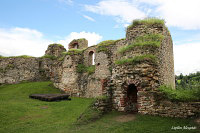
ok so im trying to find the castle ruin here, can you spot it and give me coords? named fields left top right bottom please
left=0, top=19, right=199, bottom=117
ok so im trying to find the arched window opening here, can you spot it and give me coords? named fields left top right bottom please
left=89, top=51, right=95, bottom=66
left=72, top=43, right=79, bottom=49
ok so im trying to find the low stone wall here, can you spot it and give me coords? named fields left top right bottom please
left=93, top=98, right=112, bottom=113
left=138, top=91, right=200, bottom=118
left=151, top=101, right=200, bottom=118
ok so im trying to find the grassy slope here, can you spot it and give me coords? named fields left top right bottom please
left=0, top=81, right=93, bottom=133
left=71, top=112, right=198, bottom=133
left=0, top=81, right=198, bottom=133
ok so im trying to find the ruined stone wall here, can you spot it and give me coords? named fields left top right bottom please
left=0, top=57, right=42, bottom=84
left=0, top=44, right=66, bottom=85
left=126, top=24, right=175, bottom=88
left=68, top=38, right=88, bottom=49
left=138, top=91, right=200, bottom=118
left=55, top=54, right=82, bottom=96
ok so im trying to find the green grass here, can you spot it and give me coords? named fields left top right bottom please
left=75, top=101, right=101, bottom=125
left=71, top=111, right=198, bottom=133
left=77, top=64, right=95, bottom=75
left=118, top=34, right=164, bottom=54
left=48, top=43, right=64, bottom=47
left=96, top=40, right=116, bottom=53
left=115, top=54, right=157, bottom=65
left=0, top=55, right=34, bottom=59
left=0, top=81, right=198, bottom=133
left=158, top=85, right=200, bottom=102
left=41, top=55, right=57, bottom=60
left=65, top=49, right=83, bottom=55
left=0, top=81, right=94, bottom=133
left=127, top=18, right=165, bottom=29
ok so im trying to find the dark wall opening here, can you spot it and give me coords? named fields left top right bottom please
left=126, top=84, right=138, bottom=112
left=88, top=51, right=95, bottom=66
left=72, top=43, right=79, bottom=49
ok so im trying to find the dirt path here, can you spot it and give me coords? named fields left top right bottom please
left=114, top=114, right=136, bottom=122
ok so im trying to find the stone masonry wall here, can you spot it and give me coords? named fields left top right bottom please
left=0, top=57, right=42, bottom=84
left=138, top=91, right=200, bottom=118
left=126, top=24, right=175, bottom=88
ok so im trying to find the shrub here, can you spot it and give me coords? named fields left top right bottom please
left=77, top=64, right=87, bottom=73
left=96, top=40, right=116, bottom=53
left=158, top=85, right=200, bottom=102
left=115, top=54, right=156, bottom=65
left=77, top=64, right=95, bottom=75
left=127, top=18, right=165, bottom=30
left=87, top=65, right=95, bottom=75
left=118, top=33, right=164, bottom=54
left=41, top=55, right=57, bottom=60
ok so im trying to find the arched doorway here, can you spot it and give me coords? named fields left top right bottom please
left=126, top=84, right=138, bottom=112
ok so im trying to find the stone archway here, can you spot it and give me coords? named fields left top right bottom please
left=125, top=84, right=138, bottom=112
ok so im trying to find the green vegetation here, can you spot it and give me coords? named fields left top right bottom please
left=159, top=71, right=200, bottom=102
left=0, top=55, right=34, bottom=59
left=96, top=40, right=116, bottom=53
left=41, top=55, right=57, bottom=60
left=158, top=85, right=200, bottom=102
left=65, top=49, right=83, bottom=55
left=0, top=81, right=198, bottom=133
left=77, top=64, right=95, bottom=75
left=0, top=81, right=93, bottom=133
left=115, top=54, right=156, bottom=65
left=48, top=43, right=64, bottom=47
left=75, top=100, right=101, bottom=125
left=118, top=33, right=164, bottom=54
left=176, top=72, right=200, bottom=89
left=71, top=111, right=198, bottom=133
left=6, top=64, right=15, bottom=69
left=127, top=18, right=165, bottom=29
left=96, top=95, right=108, bottom=100
left=0, top=64, right=15, bottom=73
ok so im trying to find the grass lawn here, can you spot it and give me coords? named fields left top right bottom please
left=72, top=111, right=199, bottom=133
left=0, top=81, right=94, bottom=133
left=0, top=81, right=199, bottom=133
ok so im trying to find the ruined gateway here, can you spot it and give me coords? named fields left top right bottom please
left=3, top=19, right=199, bottom=117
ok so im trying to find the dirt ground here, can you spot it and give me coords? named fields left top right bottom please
left=114, top=114, right=136, bottom=122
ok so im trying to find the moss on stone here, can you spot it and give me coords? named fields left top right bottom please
left=96, top=40, right=116, bottom=53
left=41, top=55, right=57, bottom=60
left=0, top=55, right=34, bottom=58
left=65, top=49, right=83, bottom=55
left=115, top=54, right=157, bottom=65
left=6, top=64, right=15, bottom=69
left=118, top=33, right=164, bottom=54
left=48, top=43, right=64, bottom=47
left=127, top=18, right=165, bottom=30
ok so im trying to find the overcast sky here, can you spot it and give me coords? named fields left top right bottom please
left=0, top=0, right=200, bottom=75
